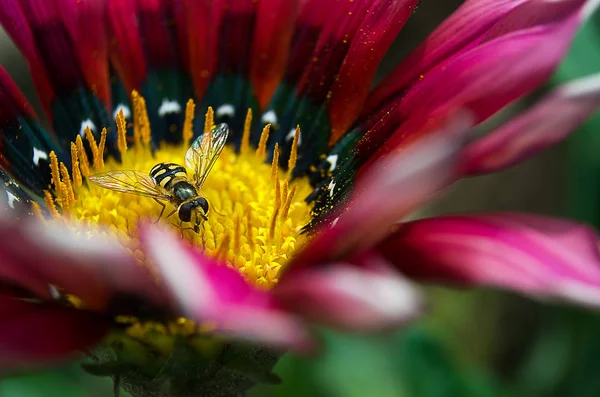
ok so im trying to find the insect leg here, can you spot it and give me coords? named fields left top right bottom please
left=152, top=199, right=166, bottom=223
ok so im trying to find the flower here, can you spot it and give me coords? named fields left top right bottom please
left=1, top=0, right=600, bottom=394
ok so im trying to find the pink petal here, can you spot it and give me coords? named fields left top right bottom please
left=461, top=73, right=600, bottom=175
left=0, top=297, right=107, bottom=373
left=275, top=260, right=423, bottom=332
left=290, top=110, right=471, bottom=267
left=0, top=212, right=164, bottom=311
left=140, top=224, right=314, bottom=351
left=377, top=213, right=600, bottom=308
left=360, top=0, right=597, bottom=168
left=365, top=0, right=528, bottom=116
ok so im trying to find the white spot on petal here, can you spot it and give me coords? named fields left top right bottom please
left=331, top=217, right=340, bottom=227
left=79, top=119, right=96, bottom=137
left=158, top=99, right=182, bottom=117
left=261, top=110, right=278, bottom=125
left=113, top=103, right=132, bottom=120
left=32, top=147, right=48, bottom=166
left=328, top=180, right=336, bottom=197
left=216, top=104, right=235, bottom=119
left=326, top=154, right=338, bottom=170
left=6, top=191, right=18, bottom=209
left=286, top=128, right=302, bottom=146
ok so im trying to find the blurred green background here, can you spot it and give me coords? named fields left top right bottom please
left=2, top=1, right=600, bottom=396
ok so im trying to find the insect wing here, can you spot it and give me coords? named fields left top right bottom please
left=88, top=170, right=172, bottom=200
left=185, top=123, right=229, bottom=189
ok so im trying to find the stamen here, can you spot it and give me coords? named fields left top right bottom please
left=204, top=106, right=214, bottom=133
left=31, top=201, right=45, bottom=222
left=75, top=136, right=91, bottom=177
left=183, top=99, right=195, bottom=147
left=97, top=128, right=107, bottom=168
left=84, top=127, right=100, bottom=169
left=49, top=151, right=63, bottom=201
left=281, top=180, right=288, bottom=210
left=241, top=108, right=252, bottom=154
left=256, top=124, right=271, bottom=159
left=132, top=90, right=151, bottom=145
left=43, top=190, right=61, bottom=218
left=59, top=162, right=75, bottom=205
left=281, top=185, right=297, bottom=220
left=274, top=178, right=281, bottom=211
left=271, top=143, right=279, bottom=181
left=288, top=125, right=300, bottom=173
left=269, top=207, right=279, bottom=240
left=70, top=143, right=83, bottom=187
left=116, top=109, right=128, bottom=154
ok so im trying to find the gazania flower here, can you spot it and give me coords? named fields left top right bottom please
left=2, top=0, right=600, bottom=394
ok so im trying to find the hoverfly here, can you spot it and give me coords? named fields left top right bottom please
left=89, top=123, right=229, bottom=233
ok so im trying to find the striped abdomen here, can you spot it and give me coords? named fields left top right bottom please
left=150, top=162, right=188, bottom=190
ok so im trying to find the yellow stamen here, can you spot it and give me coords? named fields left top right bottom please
left=31, top=202, right=45, bottom=222
left=246, top=205, right=254, bottom=248
left=204, top=106, right=214, bottom=133
left=70, top=143, right=83, bottom=187
left=131, top=90, right=151, bottom=145
left=271, top=143, right=279, bottom=181
left=241, top=108, right=252, bottom=154
left=216, top=235, right=230, bottom=262
left=281, top=180, right=288, bottom=211
left=183, top=99, right=195, bottom=147
left=116, top=109, right=128, bottom=154
left=97, top=128, right=107, bottom=169
left=274, top=178, right=281, bottom=211
left=75, top=136, right=91, bottom=177
left=233, top=216, right=241, bottom=255
left=281, top=185, right=297, bottom=220
left=49, top=151, right=62, bottom=200
left=288, top=125, right=300, bottom=174
left=256, top=124, right=271, bottom=159
left=59, top=162, right=75, bottom=206
left=43, top=190, right=60, bottom=218
left=84, top=127, right=100, bottom=169
left=269, top=207, right=279, bottom=240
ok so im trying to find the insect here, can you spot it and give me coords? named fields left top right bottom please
left=88, top=123, right=229, bottom=233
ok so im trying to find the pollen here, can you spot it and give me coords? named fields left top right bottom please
left=42, top=92, right=313, bottom=289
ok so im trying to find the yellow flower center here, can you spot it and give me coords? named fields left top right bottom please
left=37, top=93, right=313, bottom=289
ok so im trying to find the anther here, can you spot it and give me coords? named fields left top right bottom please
left=183, top=99, right=195, bottom=147
left=49, top=151, right=63, bottom=201
left=281, top=185, right=297, bottom=220
left=246, top=205, right=254, bottom=248
left=75, top=136, right=91, bottom=177
left=271, top=143, right=279, bottom=181
left=288, top=125, right=300, bottom=173
left=43, top=190, right=61, bottom=218
left=59, top=162, right=76, bottom=205
left=274, top=178, right=281, bottom=210
left=281, top=180, right=288, bottom=210
left=31, top=201, right=45, bottom=222
left=84, top=126, right=100, bottom=168
left=97, top=128, right=107, bottom=168
left=70, top=143, right=83, bottom=187
left=204, top=106, right=215, bottom=133
left=256, top=124, right=271, bottom=159
left=241, top=108, right=252, bottom=154
left=269, top=207, right=279, bottom=240
left=233, top=216, right=241, bottom=255
left=116, top=109, right=128, bottom=154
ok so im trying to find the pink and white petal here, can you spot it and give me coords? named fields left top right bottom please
left=376, top=213, right=600, bottom=308
left=140, top=224, right=313, bottom=351
left=0, top=212, right=163, bottom=311
left=275, top=261, right=423, bottom=332
left=365, top=0, right=528, bottom=116
left=290, top=110, right=472, bottom=268
left=0, top=297, right=108, bottom=373
left=461, top=73, right=600, bottom=175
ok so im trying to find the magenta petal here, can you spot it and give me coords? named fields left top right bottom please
left=377, top=213, right=600, bottom=308
left=275, top=261, right=423, bottom=332
left=140, top=225, right=314, bottom=351
left=290, top=111, right=471, bottom=268
left=461, top=73, right=600, bottom=175
left=0, top=214, right=163, bottom=311
left=0, top=297, right=107, bottom=373
left=365, top=0, right=527, bottom=116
